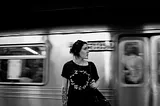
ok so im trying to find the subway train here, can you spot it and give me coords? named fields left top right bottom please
left=0, top=24, right=160, bottom=106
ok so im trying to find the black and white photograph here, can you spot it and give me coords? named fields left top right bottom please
left=0, top=1, right=159, bottom=106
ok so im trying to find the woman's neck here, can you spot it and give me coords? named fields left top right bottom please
left=73, top=56, right=88, bottom=66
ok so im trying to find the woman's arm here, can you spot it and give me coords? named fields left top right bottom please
left=62, top=78, right=69, bottom=106
left=89, top=62, right=100, bottom=89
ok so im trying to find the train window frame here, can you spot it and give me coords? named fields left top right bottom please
left=150, top=36, right=160, bottom=87
left=0, top=44, right=49, bottom=86
left=119, top=37, right=146, bottom=87
left=156, top=38, right=160, bottom=85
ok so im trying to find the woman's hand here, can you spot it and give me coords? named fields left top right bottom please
left=90, top=80, right=98, bottom=89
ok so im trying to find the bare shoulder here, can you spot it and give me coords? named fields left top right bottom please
left=135, top=56, right=143, bottom=63
left=136, top=56, right=143, bottom=60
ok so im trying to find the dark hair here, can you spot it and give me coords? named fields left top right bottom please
left=70, top=40, right=87, bottom=57
left=125, top=45, right=139, bottom=56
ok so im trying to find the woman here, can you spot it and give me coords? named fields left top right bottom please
left=61, top=40, right=99, bottom=106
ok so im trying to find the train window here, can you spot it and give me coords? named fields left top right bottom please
left=120, top=41, right=144, bottom=85
left=0, top=46, right=46, bottom=56
left=0, top=45, right=47, bottom=85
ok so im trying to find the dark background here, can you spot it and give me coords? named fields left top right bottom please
left=0, top=1, right=160, bottom=31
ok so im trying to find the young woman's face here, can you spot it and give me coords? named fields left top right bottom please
left=79, top=44, right=89, bottom=59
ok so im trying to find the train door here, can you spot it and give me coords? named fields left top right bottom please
left=151, top=35, right=160, bottom=106
left=118, top=36, right=150, bottom=106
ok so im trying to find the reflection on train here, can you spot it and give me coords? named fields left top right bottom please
left=121, top=42, right=143, bottom=84
left=0, top=25, right=160, bottom=106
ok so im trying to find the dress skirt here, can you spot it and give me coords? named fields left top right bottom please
left=67, top=87, right=96, bottom=106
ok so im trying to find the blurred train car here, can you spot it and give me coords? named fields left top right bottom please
left=0, top=25, right=160, bottom=106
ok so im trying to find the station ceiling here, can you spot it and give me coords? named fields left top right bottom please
left=0, top=1, right=159, bottom=31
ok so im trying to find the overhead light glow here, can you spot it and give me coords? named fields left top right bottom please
left=23, top=47, right=39, bottom=55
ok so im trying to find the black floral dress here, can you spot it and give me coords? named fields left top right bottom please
left=61, top=60, right=99, bottom=106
